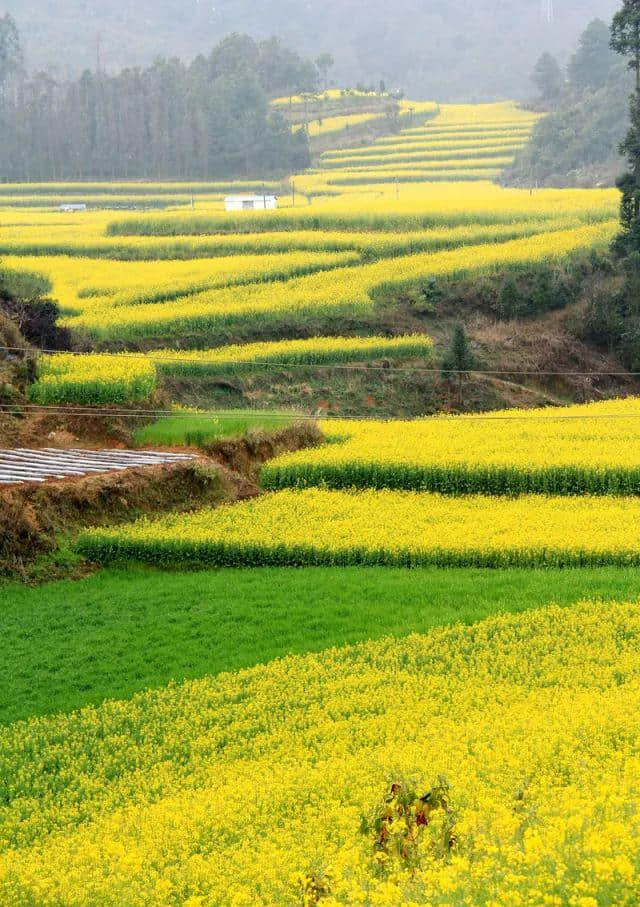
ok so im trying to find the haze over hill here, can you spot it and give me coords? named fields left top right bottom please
left=8, top=0, right=620, bottom=99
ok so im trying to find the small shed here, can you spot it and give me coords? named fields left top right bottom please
left=59, top=203, right=87, bottom=212
left=224, top=194, right=277, bottom=212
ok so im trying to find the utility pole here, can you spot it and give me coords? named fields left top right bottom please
left=541, top=0, right=554, bottom=24
left=96, top=33, right=102, bottom=74
left=291, top=180, right=296, bottom=207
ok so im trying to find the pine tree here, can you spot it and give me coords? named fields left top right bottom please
left=0, top=13, right=22, bottom=89
left=568, top=19, right=617, bottom=92
left=441, top=325, right=475, bottom=379
left=532, top=53, right=563, bottom=103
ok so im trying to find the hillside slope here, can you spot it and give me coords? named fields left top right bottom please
left=503, top=63, right=631, bottom=187
left=7, top=0, right=619, bottom=99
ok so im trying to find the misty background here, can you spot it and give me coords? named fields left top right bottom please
left=6, top=0, right=621, bottom=99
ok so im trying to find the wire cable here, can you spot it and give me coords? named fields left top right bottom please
left=5, top=402, right=640, bottom=423
left=1, top=345, right=639, bottom=379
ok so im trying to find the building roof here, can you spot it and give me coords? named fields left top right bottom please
left=224, top=194, right=277, bottom=201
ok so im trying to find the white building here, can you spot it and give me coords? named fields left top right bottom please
left=224, top=194, right=277, bottom=211
left=59, top=203, right=87, bottom=212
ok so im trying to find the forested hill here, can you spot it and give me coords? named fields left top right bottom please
left=7, top=0, right=619, bottom=100
left=0, top=35, right=314, bottom=182
left=503, top=18, right=630, bottom=187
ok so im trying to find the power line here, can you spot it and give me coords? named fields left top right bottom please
left=4, top=402, right=640, bottom=423
left=2, top=345, right=640, bottom=379
left=0, top=403, right=308, bottom=421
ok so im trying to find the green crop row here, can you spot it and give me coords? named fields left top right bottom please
left=75, top=533, right=640, bottom=570
left=260, top=461, right=640, bottom=497
left=152, top=333, right=433, bottom=376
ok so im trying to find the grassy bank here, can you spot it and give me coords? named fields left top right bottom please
left=0, top=565, right=637, bottom=725
left=133, top=409, right=298, bottom=447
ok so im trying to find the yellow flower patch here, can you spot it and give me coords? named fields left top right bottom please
left=78, top=486, right=640, bottom=567
left=1, top=602, right=640, bottom=903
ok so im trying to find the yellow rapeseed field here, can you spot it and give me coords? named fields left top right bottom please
left=3, top=99, right=640, bottom=907
left=62, top=221, right=615, bottom=341
left=371, top=129, right=534, bottom=148
left=323, top=167, right=505, bottom=185
left=430, top=101, right=542, bottom=125
left=322, top=156, right=515, bottom=172
left=77, top=486, right=640, bottom=567
left=102, top=182, right=617, bottom=233
left=28, top=334, right=433, bottom=402
left=1, top=602, right=640, bottom=903
left=321, top=153, right=521, bottom=172
left=295, top=113, right=382, bottom=136
left=0, top=217, right=573, bottom=262
left=1, top=250, right=358, bottom=314
left=271, top=88, right=384, bottom=105
left=263, top=397, right=640, bottom=494
left=305, top=100, right=539, bottom=188
left=149, top=333, right=433, bottom=374
left=0, top=102, right=621, bottom=370
left=322, top=141, right=528, bottom=163
left=29, top=353, right=157, bottom=404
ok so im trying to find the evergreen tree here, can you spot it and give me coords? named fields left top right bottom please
left=441, top=325, right=475, bottom=379
left=532, top=52, right=563, bottom=103
left=315, top=54, right=334, bottom=91
left=0, top=13, right=21, bottom=88
left=584, top=3, right=640, bottom=366
left=611, top=0, right=640, bottom=91
left=0, top=33, right=313, bottom=180
left=568, top=19, right=617, bottom=92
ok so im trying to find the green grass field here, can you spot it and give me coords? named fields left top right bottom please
left=133, top=409, right=297, bottom=447
left=1, top=565, right=638, bottom=726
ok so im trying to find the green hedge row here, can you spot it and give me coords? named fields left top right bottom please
left=75, top=534, right=640, bottom=570
left=260, top=462, right=640, bottom=497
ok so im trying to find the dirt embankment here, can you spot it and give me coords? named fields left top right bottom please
left=205, top=421, right=323, bottom=480
left=0, top=421, right=324, bottom=576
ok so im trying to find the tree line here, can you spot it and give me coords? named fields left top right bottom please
left=0, top=24, right=322, bottom=181
left=531, top=19, right=620, bottom=104
left=504, top=19, right=630, bottom=187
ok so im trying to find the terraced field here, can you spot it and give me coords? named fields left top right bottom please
left=263, top=397, right=640, bottom=494
left=9, top=389, right=640, bottom=902
left=0, top=101, right=618, bottom=395
left=2, top=100, right=640, bottom=904
left=303, top=101, right=543, bottom=189
left=79, top=396, right=640, bottom=569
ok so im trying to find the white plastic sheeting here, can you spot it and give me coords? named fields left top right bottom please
left=0, top=448, right=194, bottom=485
